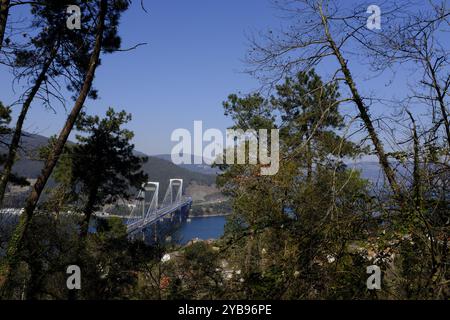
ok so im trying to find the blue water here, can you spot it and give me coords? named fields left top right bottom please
left=176, top=216, right=227, bottom=245
left=90, top=215, right=227, bottom=245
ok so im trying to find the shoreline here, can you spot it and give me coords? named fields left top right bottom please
left=188, top=213, right=231, bottom=218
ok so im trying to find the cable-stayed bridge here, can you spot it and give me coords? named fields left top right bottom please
left=0, top=179, right=192, bottom=241
left=124, top=179, right=192, bottom=236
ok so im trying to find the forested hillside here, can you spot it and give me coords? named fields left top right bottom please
left=0, top=132, right=215, bottom=206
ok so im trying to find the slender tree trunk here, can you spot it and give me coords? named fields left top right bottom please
left=305, top=125, right=312, bottom=182
left=319, top=8, right=401, bottom=195
left=406, top=110, right=421, bottom=210
left=79, top=188, right=97, bottom=239
left=0, top=0, right=107, bottom=295
left=0, top=44, right=58, bottom=207
left=426, top=60, right=450, bottom=148
left=407, top=110, right=442, bottom=295
left=0, top=0, right=10, bottom=50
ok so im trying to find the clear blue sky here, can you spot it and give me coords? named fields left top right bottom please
left=0, top=1, right=434, bottom=156
left=1, top=0, right=278, bottom=155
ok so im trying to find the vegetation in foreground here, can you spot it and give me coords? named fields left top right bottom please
left=0, top=0, right=448, bottom=299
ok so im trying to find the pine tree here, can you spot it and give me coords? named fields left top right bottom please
left=272, top=70, right=364, bottom=180
left=72, top=108, right=148, bottom=237
left=218, top=70, right=371, bottom=299
left=0, top=0, right=130, bottom=297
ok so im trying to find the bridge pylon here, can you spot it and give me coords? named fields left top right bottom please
left=125, top=178, right=191, bottom=236
left=126, top=181, right=159, bottom=227
left=162, top=179, right=183, bottom=206
left=142, top=182, right=159, bottom=221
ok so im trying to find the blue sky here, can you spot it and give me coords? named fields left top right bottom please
left=0, top=1, right=438, bottom=157
left=1, top=0, right=278, bottom=155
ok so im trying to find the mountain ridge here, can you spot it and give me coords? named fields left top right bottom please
left=0, top=133, right=217, bottom=206
left=0, top=133, right=397, bottom=203
left=154, top=154, right=221, bottom=175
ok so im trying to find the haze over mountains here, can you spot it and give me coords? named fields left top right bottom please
left=154, top=154, right=221, bottom=175
left=0, top=133, right=219, bottom=206
left=0, top=132, right=214, bottom=182
left=1, top=132, right=389, bottom=196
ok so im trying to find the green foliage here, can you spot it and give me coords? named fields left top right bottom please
left=96, top=217, right=127, bottom=239
left=0, top=102, right=29, bottom=187
left=223, top=93, right=275, bottom=130
left=0, top=101, right=11, bottom=140
left=273, top=70, right=365, bottom=162
left=12, top=0, right=130, bottom=102
left=38, top=136, right=75, bottom=213
left=215, top=70, right=377, bottom=299
left=70, top=108, right=148, bottom=214
left=172, top=242, right=223, bottom=299
left=2, top=2, right=448, bottom=301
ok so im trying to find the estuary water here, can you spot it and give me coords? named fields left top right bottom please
left=175, top=215, right=227, bottom=245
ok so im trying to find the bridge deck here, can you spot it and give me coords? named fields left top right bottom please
left=126, top=197, right=192, bottom=234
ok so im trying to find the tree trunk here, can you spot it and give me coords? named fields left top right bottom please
left=0, top=0, right=10, bottom=50
left=319, top=8, right=401, bottom=196
left=68, top=187, right=98, bottom=300
left=79, top=188, right=98, bottom=239
left=305, top=126, right=312, bottom=182
left=0, top=0, right=107, bottom=295
left=0, top=43, right=58, bottom=207
left=406, top=110, right=421, bottom=210
left=426, top=59, right=450, bottom=148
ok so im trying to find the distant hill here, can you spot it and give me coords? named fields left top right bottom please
left=0, top=132, right=52, bottom=179
left=347, top=161, right=412, bottom=187
left=0, top=133, right=217, bottom=206
left=1, top=132, right=412, bottom=207
left=0, top=134, right=385, bottom=184
left=347, top=162, right=385, bottom=184
left=140, top=157, right=215, bottom=194
left=154, top=154, right=221, bottom=175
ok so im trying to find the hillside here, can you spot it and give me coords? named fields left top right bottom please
left=154, top=154, right=221, bottom=175
left=0, top=133, right=217, bottom=206
left=140, top=157, right=215, bottom=192
left=0, top=133, right=406, bottom=206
